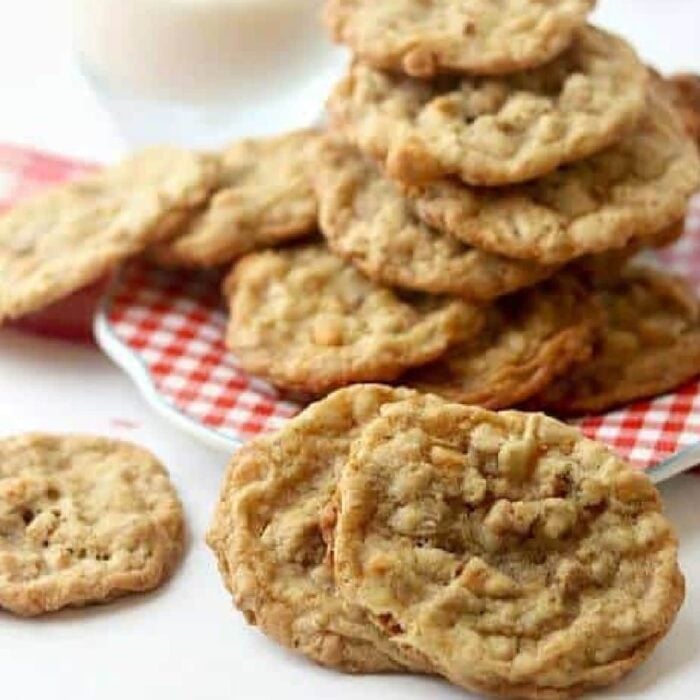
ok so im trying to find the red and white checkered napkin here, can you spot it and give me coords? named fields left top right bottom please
left=0, top=144, right=95, bottom=209
left=104, top=263, right=299, bottom=439
left=1, top=144, right=700, bottom=470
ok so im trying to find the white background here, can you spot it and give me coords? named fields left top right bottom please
left=1, top=2, right=700, bottom=698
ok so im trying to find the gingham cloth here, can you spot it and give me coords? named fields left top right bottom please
left=1, top=143, right=700, bottom=469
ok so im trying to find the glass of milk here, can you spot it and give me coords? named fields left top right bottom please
left=72, top=0, right=344, bottom=147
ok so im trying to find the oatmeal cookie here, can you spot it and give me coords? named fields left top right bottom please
left=224, top=243, right=482, bottom=394
left=0, top=434, right=185, bottom=616
left=664, top=73, right=700, bottom=147
left=333, top=396, right=684, bottom=698
left=328, top=26, right=647, bottom=186
left=151, top=130, right=319, bottom=268
left=0, top=147, right=219, bottom=323
left=324, top=0, right=596, bottom=78
left=409, top=89, right=700, bottom=264
left=315, top=140, right=556, bottom=302
left=403, top=274, right=599, bottom=408
left=571, top=218, right=685, bottom=285
left=206, top=385, right=433, bottom=673
left=530, top=264, right=700, bottom=415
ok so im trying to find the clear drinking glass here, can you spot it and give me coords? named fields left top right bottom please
left=71, top=0, right=344, bottom=148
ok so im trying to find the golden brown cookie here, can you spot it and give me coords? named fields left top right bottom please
left=333, top=396, right=684, bottom=698
left=327, top=26, right=647, bottom=186
left=530, top=264, right=700, bottom=415
left=403, top=274, right=599, bottom=408
left=0, top=434, right=185, bottom=616
left=664, top=73, right=700, bottom=147
left=570, top=218, right=685, bottom=286
left=324, top=0, right=596, bottom=78
left=224, top=243, right=483, bottom=394
left=408, top=89, right=700, bottom=264
left=207, top=385, right=433, bottom=673
left=315, top=140, right=556, bottom=302
left=0, top=147, right=219, bottom=323
left=151, top=130, right=319, bottom=268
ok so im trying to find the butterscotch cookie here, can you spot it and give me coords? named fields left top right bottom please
left=664, top=73, right=700, bottom=147
left=530, top=264, right=700, bottom=415
left=328, top=26, right=647, bottom=186
left=316, top=140, right=556, bottom=302
left=224, top=243, right=482, bottom=394
left=403, top=274, right=599, bottom=408
left=152, top=130, right=319, bottom=268
left=409, top=89, right=700, bottom=264
left=0, top=434, right=185, bottom=616
left=333, top=396, right=684, bottom=698
left=571, top=218, right=685, bottom=286
left=564, top=220, right=682, bottom=291
left=324, top=0, right=596, bottom=78
left=0, top=147, right=219, bottom=323
left=207, top=385, right=433, bottom=673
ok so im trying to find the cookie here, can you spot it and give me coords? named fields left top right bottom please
left=0, top=434, right=185, bottom=616
left=333, top=396, right=684, bottom=698
left=328, top=26, right=647, bottom=186
left=224, top=243, right=483, bottom=394
left=0, top=147, right=219, bottom=323
left=315, top=140, right=556, bottom=302
left=324, top=0, right=596, bottom=78
left=530, top=264, right=700, bottom=415
left=409, top=89, right=700, bottom=264
left=403, top=274, right=599, bottom=408
left=571, top=218, right=686, bottom=286
left=207, top=384, right=433, bottom=673
left=151, top=130, right=319, bottom=268
left=664, top=73, right=700, bottom=147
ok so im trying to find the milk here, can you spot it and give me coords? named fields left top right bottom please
left=72, top=0, right=343, bottom=145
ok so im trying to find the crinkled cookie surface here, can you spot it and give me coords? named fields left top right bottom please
left=664, top=73, right=700, bottom=148
left=333, top=396, right=684, bottom=698
left=0, top=434, right=184, bottom=616
left=409, top=89, right=700, bottom=264
left=328, top=26, right=647, bottom=186
left=206, top=385, right=433, bottom=673
left=224, top=244, right=482, bottom=394
left=0, top=147, right=219, bottom=322
left=403, top=274, right=599, bottom=407
left=316, top=140, right=556, bottom=301
left=324, top=0, right=596, bottom=77
left=531, top=264, right=700, bottom=415
left=152, top=130, right=319, bottom=268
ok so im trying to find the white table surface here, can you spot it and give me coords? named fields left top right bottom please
left=1, top=2, right=700, bottom=698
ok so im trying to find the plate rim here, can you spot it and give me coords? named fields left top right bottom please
left=94, top=270, right=241, bottom=454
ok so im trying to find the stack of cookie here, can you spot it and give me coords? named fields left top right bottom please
left=293, top=1, right=700, bottom=414
left=208, top=384, right=684, bottom=698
